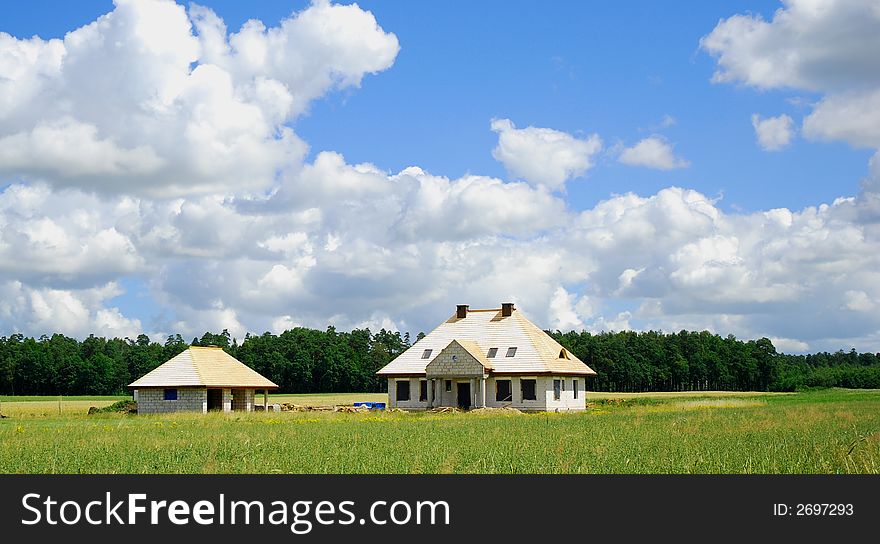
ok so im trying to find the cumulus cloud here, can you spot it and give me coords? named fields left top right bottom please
left=802, top=89, right=880, bottom=148
left=0, top=280, right=142, bottom=339
left=702, top=0, right=880, bottom=151
left=0, top=118, right=164, bottom=178
left=700, top=1, right=880, bottom=351
left=4, top=160, right=880, bottom=351
left=548, top=287, right=585, bottom=332
left=700, top=0, right=880, bottom=92
left=767, top=337, right=810, bottom=354
left=751, top=113, right=795, bottom=151
left=490, top=118, right=602, bottom=190
left=0, top=0, right=399, bottom=196
left=2, top=0, right=880, bottom=356
left=0, top=184, right=144, bottom=287
left=618, top=136, right=690, bottom=170
left=843, top=290, right=875, bottom=312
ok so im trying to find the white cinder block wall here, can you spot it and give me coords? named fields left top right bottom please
left=387, top=376, right=586, bottom=411
left=388, top=378, right=428, bottom=410
left=136, top=387, right=207, bottom=414
left=542, top=376, right=586, bottom=411
left=232, top=389, right=255, bottom=412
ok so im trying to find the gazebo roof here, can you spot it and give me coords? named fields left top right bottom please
left=128, top=346, right=278, bottom=389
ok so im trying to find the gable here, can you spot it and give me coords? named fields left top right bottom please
left=425, top=340, right=488, bottom=377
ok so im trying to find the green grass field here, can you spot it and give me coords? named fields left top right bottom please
left=0, top=393, right=387, bottom=416
left=0, top=389, right=877, bottom=474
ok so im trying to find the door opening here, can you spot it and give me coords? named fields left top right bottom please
left=207, top=389, right=222, bottom=411
left=457, top=382, right=471, bottom=409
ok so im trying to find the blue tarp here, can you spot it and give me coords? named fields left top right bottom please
left=353, top=402, right=386, bottom=410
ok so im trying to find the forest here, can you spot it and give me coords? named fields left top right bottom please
left=0, top=327, right=878, bottom=396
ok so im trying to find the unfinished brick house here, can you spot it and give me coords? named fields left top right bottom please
left=129, top=346, right=278, bottom=414
left=377, top=303, right=597, bottom=411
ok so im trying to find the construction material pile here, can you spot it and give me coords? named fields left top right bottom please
left=279, top=403, right=376, bottom=413
left=468, top=406, right=523, bottom=414
left=428, top=406, right=460, bottom=413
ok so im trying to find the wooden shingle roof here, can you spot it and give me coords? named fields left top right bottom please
left=454, top=339, right=493, bottom=370
left=377, top=307, right=596, bottom=376
left=128, top=346, right=278, bottom=389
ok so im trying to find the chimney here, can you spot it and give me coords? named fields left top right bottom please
left=501, top=302, right=515, bottom=317
left=456, top=304, right=469, bottom=318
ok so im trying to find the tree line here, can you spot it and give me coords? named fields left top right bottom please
left=0, top=326, right=878, bottom=396
left=551, top=329, right=880, bottom=392
left=0, top=327, right=412, bottom=396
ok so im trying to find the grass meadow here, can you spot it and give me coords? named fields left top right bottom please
left=0, top=389, right=877, bottom=474
left=0, top=393, right=388, bottom=417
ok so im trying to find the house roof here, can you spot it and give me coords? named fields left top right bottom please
left=377, top=307, right=596, bottom=376
left=454, top=339, right=493, bottom=370
left=128, top=346, right=278, bottom=389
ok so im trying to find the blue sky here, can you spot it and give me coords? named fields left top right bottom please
left=6, top=1, right=869, bottom=210
left=1, top=0, right=879, bottom=353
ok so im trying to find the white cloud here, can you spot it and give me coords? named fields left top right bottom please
left=1, top=0, right=880, bottom=357
left=3, top=161, right=880, bottom=351
left=167, top=302, right=246, bottom=340
left=700, top=1, right=880, bottom=351
left=767, top=337, right=810, bottom=354
left=0, top=118, right=164, bottom=177
left=700, top=0, right=880, bottom=92
left=803, top=89, right=880, bottom=148
left=0, top=184, right=144, bottom=286
left=192, top=0, right=399, bottom=117
left=271, top=315, right=301, bottom=334
left=588, top=312, right=633, bottom=334
left=751, top=113, right=795, bottom=151
left=616, top=268, right=644, bottom=295
left=390, top=168, right=567, bottom=241
left=659, top=114, right=677, bottom=128
left=0, top=0, right=399, bottom=197
left=490, top=118, right=602, bottom=190
left=618, top=136, right=690, bottom=170
left=0, top=280, right=142, bottom=339
left=844, top=290, right=875, bottom=312
left=548, top=286, right=585, bottom=332
left=702, top=0, right=880, bottom=151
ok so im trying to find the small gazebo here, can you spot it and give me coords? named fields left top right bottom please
left=128, top=346, right=278, bottom=414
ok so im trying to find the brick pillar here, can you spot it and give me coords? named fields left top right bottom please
left=222, top=388, right=232, bottom=413
left=471, top=378, right=476, bottom=408
left=427, top=379, right=434, bottom=408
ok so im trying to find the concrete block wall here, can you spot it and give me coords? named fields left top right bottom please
left=387, top=376, right=586, bottom=411
left=543, top=376, right=587, bottom=412
left=136, top=387, right=207, bottom=414
left=485, top=377, right=516, bottom=409
left=232, top=389, right=255, bottom=412
left=512, top=376, right=546, bottom=412
left=436, top=379, right=457, bottom=407
left=388, top=378, right=430, bottom=410
left=389, top=377, right=493, bottom=410
left=425, top=343, right=485, bottom=377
